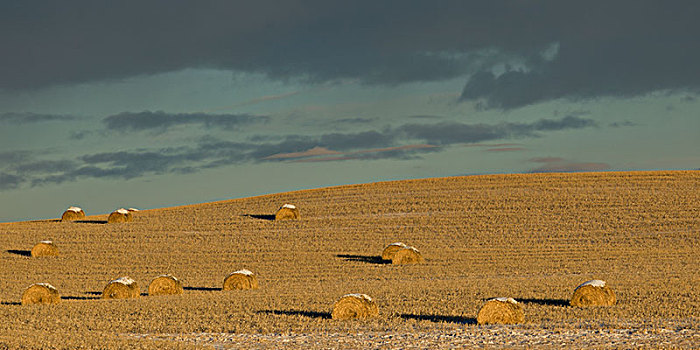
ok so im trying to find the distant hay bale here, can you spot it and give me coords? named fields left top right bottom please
left=21, top=283, right=61, bottom=305
left=275, top=204, right=300, bottom=220
left=148, top=275, right=184, bottom=296
left=570, top=280, right=616, bottom=307
left=223, top=270, right=259, bottom=290
left=331, top=293, right=379, bottom=320
left=61, top=206, right=85, bottom=221
left=391, top=246, right=424, bottom=264
left=107, top=208, right=133, bottom=223
left=381, top=242, right=408, bottom=261
left=477, top=297, right=524, bottom=325
left=31, top=240, right=59, bottom=257
left=102, top=277, right=140, bottom=299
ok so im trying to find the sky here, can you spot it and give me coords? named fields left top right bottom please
left=1, top=1, right=699, bottom=222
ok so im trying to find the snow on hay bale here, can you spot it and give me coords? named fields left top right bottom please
left=275, top=204, right=300, bottom=220
left=223, top=269, right=259, bottom=290
left=31, top=240, right=59, bottom=257
left=331, top=293, right=379, bottom=320
left=102, top=277, right=140, bottom=299
left=61, top=206, right=85, bottom=221
left=391, top=246, right=424, bottom=264
left=381, top=242, right=408, bottom=261
left=570, top=279, right=616, bottom=307
left=148, top=275, right=184, bottom=296
left=21, top=283, right=61, bottom=305
left=107, top=208, right=133, bottom=223
left=477, top=297, right=524, bottom=325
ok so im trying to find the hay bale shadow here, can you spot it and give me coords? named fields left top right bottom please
left=517, top=298, right=569, bottom=307
left=6, top=250, right=32, bottom=257
left=400, top=313, right=476, bottom=325
left=84, top=291, right=102, bottom=296
left=257, top=309, right=331, bottom=319
left=336, top=254, right=389, bottom=265
left=62, top=295, right=100, bottom=300
left=1, top=301, right=21, bottom=306
left=243, top=214, right=276, bottom=221
left=74, top=220, right=108, bottom=224
left=183, top=286, right=220, bottom=291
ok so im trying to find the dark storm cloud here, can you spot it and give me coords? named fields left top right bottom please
left=12, top=160, right=78, bottom=173
left=6, top=115, right=595, bottom=188
left=69, top=130, right=95, bottom=140
left=3, top=1, right=699, bottom=108
left=0, top=112, right=76, bottom=124
left=103, top=111, right=269, bottom=132
left=608, top=121, right=638, bottom=128
left=397, top=115, right=596, bottom=145
left=0, top=1, right=506, bottom=89
left=459, top=1, right=700, bottom=108
left=0, top=150, right=34, bottom=164
left=531, top=116, right=597, bottom=131
left=335, top=117, right=376, bottom=124
left=398, top=122, right=510, bottom=145
left=409, top=115, right=444, bottom=120
left=0, top=172, right=25, bottom=190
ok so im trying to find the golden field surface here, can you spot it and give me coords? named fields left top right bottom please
left=0, top=171, right=698, bottom=348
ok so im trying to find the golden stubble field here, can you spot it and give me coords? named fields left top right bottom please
left=0, top=171, right=698, bottom=348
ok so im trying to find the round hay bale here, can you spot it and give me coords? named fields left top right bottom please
left=223, top=269, right=259, bottom=290
left=275, top=204, right=300, bottom=220
left=391, top=246, right=424, bottom=264
left=331, top=293, right=379, bottom=320
left=477, top=297, right=524, bottom=325
left=107, top=208, right=133, bottom=223
left=381, top=242, right=408, bottom=261
left=31, top=240, right=59, bottom=257
left=148, top=275, right=184, bottom=296
left=21, top=283, right=61, bottom=305
left=61, top=206, right=85, bottom=221
left=570, top=280, right=616, bottom=306
left=102, top=277, right=140, bottom=299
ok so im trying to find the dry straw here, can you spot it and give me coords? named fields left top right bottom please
left=31, top=240, right=59, bottom=257
left=570, top=280, right=616, bottom=306
left=381, top=242, right=408, bottom=261
left=476, top=297, right=524, bottom=325
left=223, top=269, right=259, bottom=290
left=21, top=283, right=61, bottom=305
left=61, top=206, right=85, bottom=221
left=275, top=203, right=300, bottom=220
left=331, top=293, right=379, bottom=320
left=102, top=277, right=140, bottom=299
left=391, top=246, right=424, bottom=264
left=107, top=208, right=133, bottom=223
left=148, top=275, right=184, bottom=296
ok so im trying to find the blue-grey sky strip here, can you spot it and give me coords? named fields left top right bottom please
left=2, top=116, right=598, bottom=187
